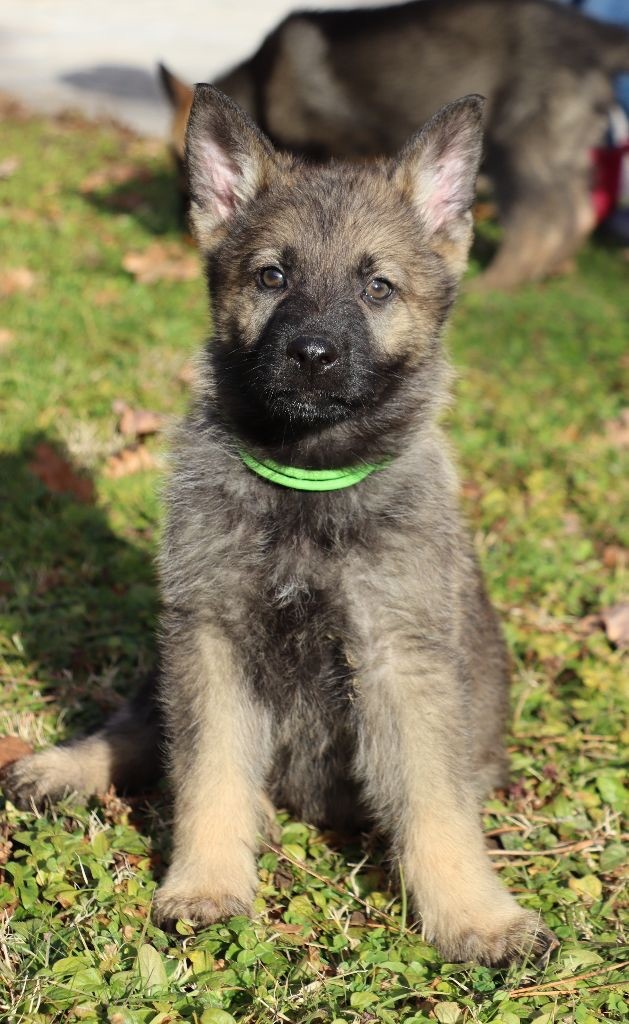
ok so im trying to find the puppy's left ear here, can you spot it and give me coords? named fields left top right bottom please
left=185, top=83, right=277, bottom=249
left=393, top=95, right=484, bottom=271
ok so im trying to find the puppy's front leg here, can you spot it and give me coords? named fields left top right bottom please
left=153, top=622, right=271, bottom=928
left=356, top=647, right=557, bottom=966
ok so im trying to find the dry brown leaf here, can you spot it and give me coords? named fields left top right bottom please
left=601, top=602, right=629, bottom=648
left=104, top=444, right=156, bottom=478
left=0, top=92, right=30, bottom=120
left=603, top=545, right=628, bottom=569
left=122, top=242, right=199, bottom=285
left=112, top=400, right=165, bottom=438
left=4, top=208, right=37, bottom=225
left=273, top=864, right=293, bottom=891
left=0, top=156, right=20, bottom=179
left=562, top=512, right=581, bottom=536
left=177, top=359, right=197, bottom=388
left=0, top=328, right=15, bottom=349
left=605, top=408, right=629, bottom=449
left=92, top=286, right=122, bottom=307
left=473, top=200, right=498, bottom=222
left=28, top=441, right=95, bottom=503
left=0, top=266, right=36, bottom=297
left=273, top=922, right=303, bottom=935
left=461, top=479, right=483, bottom=501
left=80, top=162, right=149, bottom=193
left=0, top=736, right=33, bottom=770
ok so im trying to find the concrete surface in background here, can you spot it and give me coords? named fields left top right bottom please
left=0, top=0, right=397, bottom=137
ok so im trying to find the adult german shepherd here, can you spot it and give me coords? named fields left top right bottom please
left=3, top=85, right=558, bottom=965
left=161, top=0, right=629, bottom=288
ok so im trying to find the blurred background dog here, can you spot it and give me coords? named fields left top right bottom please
left=160, top=0, right=629, bottom=288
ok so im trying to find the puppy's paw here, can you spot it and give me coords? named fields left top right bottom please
left=0, top=748, right=83, bottom=809
left=152, top=886, right=253, bottom=930
left=434, top=909, right=559, bottom=967
left=259, top=792, right=281, bottom=845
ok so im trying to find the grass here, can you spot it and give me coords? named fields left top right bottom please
left=0, top=98, right=627, bottom=1024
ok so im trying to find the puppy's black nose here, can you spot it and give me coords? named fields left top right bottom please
left=286, top=335, right=338, bottom=371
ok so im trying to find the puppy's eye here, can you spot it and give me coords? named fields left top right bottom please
left=258, top=266, right=286, bottom=290
left=363, top=277, right=393, bottom=303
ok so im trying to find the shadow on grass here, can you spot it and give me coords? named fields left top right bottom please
left=82, top=166, right=186, bottom=237
left=0, top=439, right=411, bottom=914
left=0, top=434, right=158, bottom=733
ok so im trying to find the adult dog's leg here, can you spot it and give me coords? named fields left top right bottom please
left=481, top=74, right=608, bottom=289
left=479, top=175, right=595, bottom=290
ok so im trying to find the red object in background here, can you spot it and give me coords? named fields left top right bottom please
left=591, top=142, right=629, bottom=222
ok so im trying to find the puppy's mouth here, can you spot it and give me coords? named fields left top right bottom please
left=262, top=385, right=355, bottom=425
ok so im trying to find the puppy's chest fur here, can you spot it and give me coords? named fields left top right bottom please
left=232, top=528, right=365, bottom=826
left=238, top=535, right=357, bottom=714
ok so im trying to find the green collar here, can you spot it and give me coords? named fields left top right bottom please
left=239, top=449, right=390, bottom=491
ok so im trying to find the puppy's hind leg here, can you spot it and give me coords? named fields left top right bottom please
left=1, top=675, right=163, bottom=808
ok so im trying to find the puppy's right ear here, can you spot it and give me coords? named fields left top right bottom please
left=185, top=84, right=277, bottom=249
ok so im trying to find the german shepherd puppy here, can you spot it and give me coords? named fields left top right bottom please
left=2, top=85, right=558, bottom=966
left=160, top=0, right=629, bottom=289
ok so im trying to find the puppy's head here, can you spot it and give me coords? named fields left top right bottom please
left=185, top=85, right=483, bottom=448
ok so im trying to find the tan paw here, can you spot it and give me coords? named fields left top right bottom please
left=433, top=910, right=559, bottom=967
left=1, top=749, right=83, bottom=809
left=152, top=886, right=253, bottom=930
left=260, top=792, right=281, bottom=845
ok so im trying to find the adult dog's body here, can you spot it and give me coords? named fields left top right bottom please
left=161, top=0, right=629, bottom=288
left=3, top=85, right=556, bottom=965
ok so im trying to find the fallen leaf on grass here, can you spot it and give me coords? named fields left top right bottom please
left=603, top=545, right=628, bottom=569
left=177, top=359, right=197, bottom=388
left=0, top=266, right=36, bottom=297
left=0, top=328, right=15, bottom=349
left=0, top=92, right=29, bottom=120
left=28, top=441, right=95, bottom=503
left=273, top=922, right=303, bottom=935
left=601, top=602, right=629, bottom=648
left=104, top=444, right=156, bottom=478
left=473, top=200, right=498, bottom=223
left=80, top=162, right=150, bottom=193
left=122, top=242, right=199, bottom=284
left=562, top=512, right=581, bottom=536
left=273, top=864, right=293, bottom=891
left=460, top=479, right=483, bottom=501
left=112, top=399, right=166, bottom=438
left=92, top=286, right=121, bottom=307
left=4, top=208, right=37, bottom=225
left=605, top=408, right=629, bottom=448
left=0, top=736, right=33, bottom=770
left=0, top=155, right=20, bottom=179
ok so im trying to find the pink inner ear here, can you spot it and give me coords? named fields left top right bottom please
left=198, top=138, right=239, bottom=221
left=421, top=150, right=471, bottom=233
